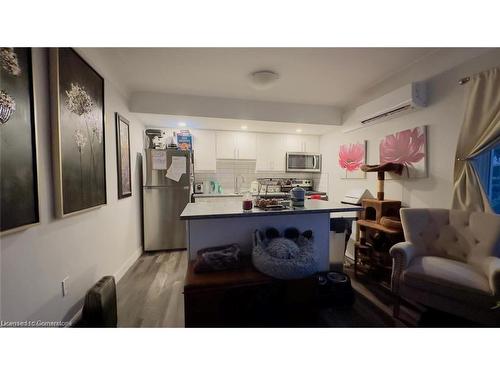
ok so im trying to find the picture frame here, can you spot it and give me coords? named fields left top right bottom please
left=49, top=48, right=107, bottom=217
left=338, top=140, right=367, bottom=179
left=379, top=125, right=428, bottom=179
left=0, top=48, right=40, bottom=235
left=115, top=113, right=132, bottom=199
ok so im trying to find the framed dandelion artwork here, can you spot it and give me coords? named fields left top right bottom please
left=379, top=125, right=427, bottom=179
left=50, top=48, right=106, bottom=217
left=115, top=113, right=131, bottom=199
left=338, top=141, right=366, bottom=179
left=0, top=48, right=39, bottom=235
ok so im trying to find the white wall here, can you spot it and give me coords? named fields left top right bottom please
left=320, top=49, right=500, bottom=209
left=130, top=91, right=343, bottom=125
left=0, top=49, right=145, bottom=323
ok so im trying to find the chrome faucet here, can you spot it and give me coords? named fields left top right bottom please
left=234, top=175, right=245, bottom=194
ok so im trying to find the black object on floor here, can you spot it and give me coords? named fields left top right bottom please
left=80, top=275, right=117, bottom=328
left=418, top=308, right=482, bottom=327
left=316, top=271, right=355, bottom=308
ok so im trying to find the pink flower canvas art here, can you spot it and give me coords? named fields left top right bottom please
left=379, top=126, right=427, bottom=178
left=339, top=141, right=366, bottom=179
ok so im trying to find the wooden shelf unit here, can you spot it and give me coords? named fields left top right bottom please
left=357, top=219, right=401, bottom=234
left=354, top=199, right=404, bottom=282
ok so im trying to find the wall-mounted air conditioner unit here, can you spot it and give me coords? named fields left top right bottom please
left=343, top=81, right=427, bottom=133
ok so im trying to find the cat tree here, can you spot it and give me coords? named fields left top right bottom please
left=354, top=163, right=405, bottom=284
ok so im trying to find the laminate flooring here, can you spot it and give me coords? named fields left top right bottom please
left=116, top=250, right=405, bottom=328
left=117, top=250, right=188, bottom=327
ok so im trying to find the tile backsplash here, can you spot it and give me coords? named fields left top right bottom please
left=195, top=160, right=326, bottom=194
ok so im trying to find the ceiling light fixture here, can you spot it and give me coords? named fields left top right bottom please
left=241, top=125, right=248, bottom=130
left=296, top=129, right=302, bottom=133
left=178, top=122, right=186, bottom=127
left=249, top=70, right=280, bottom=90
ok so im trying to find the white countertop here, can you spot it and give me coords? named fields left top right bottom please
left=180, top=199, right=362, bottom=220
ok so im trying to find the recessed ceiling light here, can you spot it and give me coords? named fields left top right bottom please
left=178, top=122, right=186, bottom=127
left=249, top=70, right=280, bottom=90
left=296, top=129, right=302, bottom=133
left=241, top=125, right=248, bottom=130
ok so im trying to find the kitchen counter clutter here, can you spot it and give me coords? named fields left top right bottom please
left=192, top=192, right=292, bottom=204
left=192, top=192, right=289, bottom=198
left=193, top=193, right=245, bottom=198
left=181, top=199, right=361, bottom=220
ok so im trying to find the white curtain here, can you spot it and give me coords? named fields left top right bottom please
left=452, top=67, right=500, bottom=212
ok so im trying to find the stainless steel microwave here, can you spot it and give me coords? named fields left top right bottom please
left=286, top=152, right=322, bottom=173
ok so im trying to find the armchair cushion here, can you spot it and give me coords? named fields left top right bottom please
left=389, top=242, right=424, bottom=270
left=482, top=256, right=500, bottom=295
left=392, top=208, right=500, bottom=324
left=400, top=209, right=500, bottom=264
left=403, top=256, right=492, bottom=305
left=467, top=213, right=500, bottom=268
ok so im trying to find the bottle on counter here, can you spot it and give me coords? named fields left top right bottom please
left=291, top=186, right=305, bottom=207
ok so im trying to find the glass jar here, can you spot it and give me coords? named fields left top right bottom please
left=242, top=192, right=253, bottom=211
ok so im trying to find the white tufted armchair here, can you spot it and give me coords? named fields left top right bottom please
left=390, top=208, right=500, bottom=325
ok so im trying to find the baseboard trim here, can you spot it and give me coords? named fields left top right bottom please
left=114, top=246, right=143, bottom=282
left=65, top=246, right=143, bottom=327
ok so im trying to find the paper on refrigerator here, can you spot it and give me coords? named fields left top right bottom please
left=151, top=150, right=167, bottom=170
left=165, top=156, right=186, bottom=182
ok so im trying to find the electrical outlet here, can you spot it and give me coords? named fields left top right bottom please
left=61, top=276, right=69, bottom=297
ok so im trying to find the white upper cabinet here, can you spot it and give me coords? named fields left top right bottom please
left=191, top=129, right=217, bottom=171
left=284, top=134, right=320, bottom=153
left=256, top=133, right=286, bottom=171
left=216, top=131, right=256, bottom=160
left=284, top=135, right=303, bottom=152
left=302, top=135, right=320, bottom=153
left=200, top=130, right=318, bottom=169
left=234, top=132, right=257, bottom=159
left=215, top=131, right=236, bottom=159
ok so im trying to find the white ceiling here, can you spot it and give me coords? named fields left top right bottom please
left=84, top=48, right=440, bottom=107
left=77, top=47, right=491, bottom=134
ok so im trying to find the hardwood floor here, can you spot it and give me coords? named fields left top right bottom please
left=346, top=268, right=414, bottom=327
left=116, top=251, right=479, bottom=327
left=117, top=250, right=188, bottom=327
left=116, top=250, right=404, bottom=328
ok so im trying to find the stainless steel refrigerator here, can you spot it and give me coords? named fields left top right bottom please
left=143, top=149, right=193, bottom=251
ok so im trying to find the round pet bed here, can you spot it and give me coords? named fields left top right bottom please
left=252, top=228, right=318, bottom=280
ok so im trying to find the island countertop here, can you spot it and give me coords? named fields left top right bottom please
left=180, top=199, right=362, bottom=220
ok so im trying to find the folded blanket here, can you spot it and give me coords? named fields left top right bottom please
left=193, top=244, right=242, bottom=273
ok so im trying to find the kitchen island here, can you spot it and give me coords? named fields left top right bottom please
left=180, top=200, right=363, bottom=271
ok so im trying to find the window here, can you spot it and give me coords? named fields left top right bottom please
left=472, top=144, right=500, bottom=214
